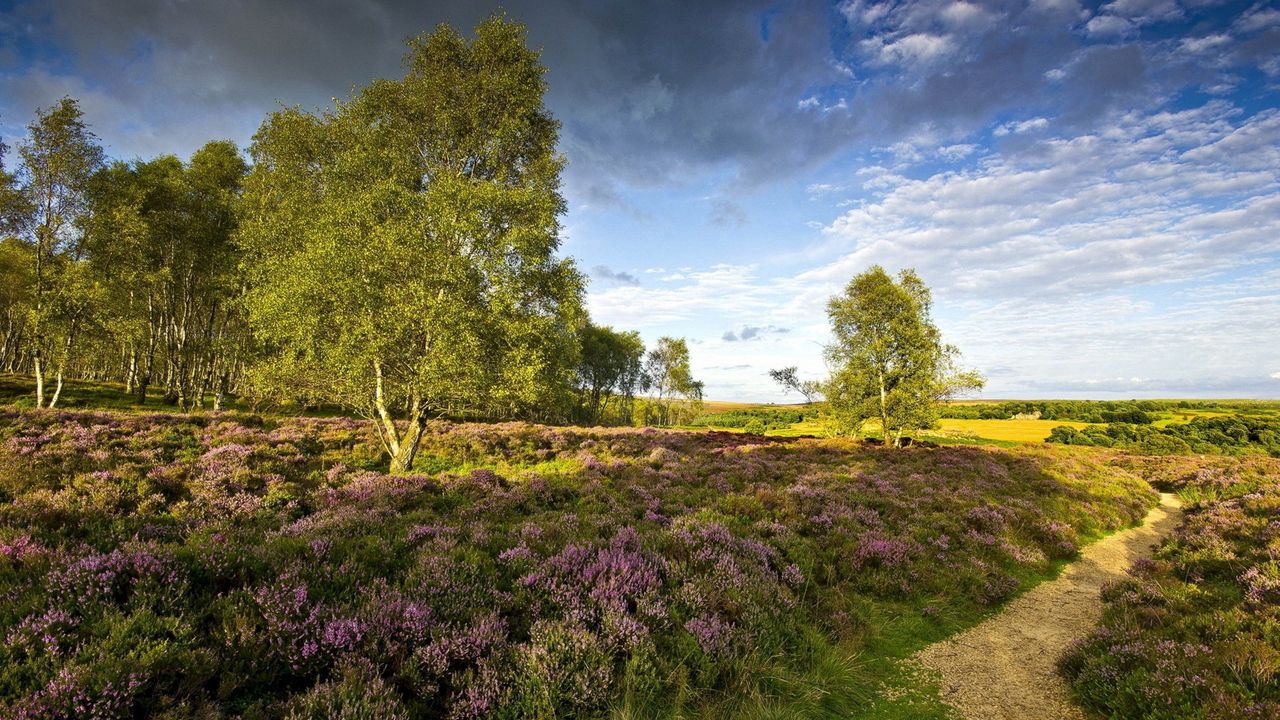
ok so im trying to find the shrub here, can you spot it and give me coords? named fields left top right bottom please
left=0, top=406, right=1155, bottom=717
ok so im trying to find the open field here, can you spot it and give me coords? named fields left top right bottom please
left=934, top=418, right=1092, bottom=444
left=691, top=403, right=1097, bottom=446
left=0, top=405, right=1157, bottom=719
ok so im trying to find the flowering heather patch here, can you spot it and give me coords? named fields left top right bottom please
left=0, top=407, right=1154, bottom=718
left=1061, top=454, right=1280, bottom=719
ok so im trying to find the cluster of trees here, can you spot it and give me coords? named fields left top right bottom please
left=0, top=18, right=701, bottom=471
left=942, top=400, right=1158, bottom=424
left=689, top=407, right=814, bottom=434
left=0, top=99, right=248, bottom=410
left=573, top=328, right=703, bottom=427
left=1048, top=415, right=1280, bottom=457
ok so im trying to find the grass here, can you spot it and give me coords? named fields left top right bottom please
left=685, top=511, right=1143, bottom=720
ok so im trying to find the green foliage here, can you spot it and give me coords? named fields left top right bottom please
left=942, top=400, right=1162, bottom=423
left=824, top=266, right=982, bottom=446
left=689, top=407, right=817, bottom=433
left=0, top=133, right=30, bottom=237
left=643, top=337, right=703, bottom=426
left=282, top=661, right=411, bottom=719
left=83, top=141, right=249, bottom=410
left=1048, top=415, right=1280, bottom=456
left=14, top=97, right=105, bottom=407
left=574, top=323, right=645, bottom=426
left=237, top=17, right=585, bottom=470
left=768, top=366, right=823, bottom=404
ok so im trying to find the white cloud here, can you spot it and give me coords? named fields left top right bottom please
left=993, top=117, right=1050, bottom=136
left=1235, top=7, right=1280, bottom=33
left=626, top=75, right=674, bottom=122
left=1272, top=372, right=1280, bottom=380
left=1180, top=33, right=1231, bottom=54
left=812, top=105, right=1280, bottom=300
left=938, top=143, right=977, bottom=160
left=1085, top=15, right=1134, bottom=38
left=860, top=32, right=956, bottom=68
left=1100, top=0, right=1182, bottom=23
left=587, top=264, right=773, bottom=328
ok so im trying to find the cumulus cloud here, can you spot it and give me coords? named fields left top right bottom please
left=937, top=143, right=978, bottom=160
left=811, top=103, right=1280, bottom=300
left=993, top=117, right=1050, bottom=136
left=590, top=265, right=640, bottom=286
left=722, top=325, right=791, bottom=342
left=5, top=0, right=1266, bottom=195
left=1084, top=15, right=1135, bottom=39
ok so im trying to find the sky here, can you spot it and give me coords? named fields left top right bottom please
left=2, top=0, right=1278, bottom=401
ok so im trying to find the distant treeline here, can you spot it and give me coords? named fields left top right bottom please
left=942, top=399, right=1279, bottom=425
left=1048, top=415, right=1280, bottom=456
left=689, top=407, right=817, bottom=434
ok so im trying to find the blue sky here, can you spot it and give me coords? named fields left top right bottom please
left=2, top=0, right=1278, bottom=400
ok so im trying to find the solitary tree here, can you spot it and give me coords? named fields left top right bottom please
left=575, top=323, right=646, bottom=425
left=824, top=266, right=983, bottom=446
left=644, top=336, right=703, bottom=426
left=768, top=366, right=822, bottom=404
left=239, top=17, right=583, bottom=472
left=16, top=98, right=104, bottom=407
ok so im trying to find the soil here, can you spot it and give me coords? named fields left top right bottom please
left=915, top=492, right=1184, bottom=720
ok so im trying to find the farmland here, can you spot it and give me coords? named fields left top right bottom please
left=688, top=400, right=1280, bottom=452
left=0, top=405, right=1158, bottom=719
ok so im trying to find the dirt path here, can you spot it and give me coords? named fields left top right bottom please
left=915, top=492, right=1183, bottom=720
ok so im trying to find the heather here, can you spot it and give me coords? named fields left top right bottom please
left=1060, top=454, right=1280, bottom=719
left=0, top=407, right=1155, bottom=718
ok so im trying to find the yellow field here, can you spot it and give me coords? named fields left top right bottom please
left=1152, top=410, right=1231, bottom=427
left=934, top=418, right=1091, bottom=443
left=696, top=399, right=783, bottom=412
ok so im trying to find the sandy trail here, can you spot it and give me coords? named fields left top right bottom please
left=915, top=492, right=1183, bottom=720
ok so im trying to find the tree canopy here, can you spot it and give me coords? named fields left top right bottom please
left=768, top=366, right=822, bottom=404
left=824, top=266, right=982, bottom=446
left=575, top=323, right=646, bottom=425
left=238, top=17, right=584, bottom=472
left=15, top=97, right=104, bottom=407
left=643, top=336, right=704, bottom=426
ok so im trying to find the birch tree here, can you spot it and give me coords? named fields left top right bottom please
left=239, top=17, right=583, bottom=472
left=824, top=266, right=983, bottom=446
left=16, top=98, right=104, bottom=407
left=575, top=323, right=645, bottom=424
left=643, top=337, right=703, bottom=426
